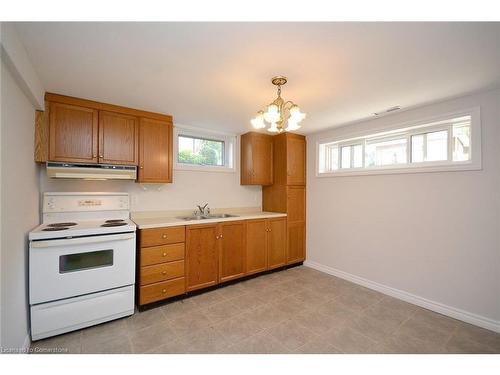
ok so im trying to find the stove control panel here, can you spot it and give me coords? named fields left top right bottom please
left=43, top=193, right=130, bottom=213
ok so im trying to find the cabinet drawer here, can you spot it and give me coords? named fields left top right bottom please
left=141, top=243, right=185, bottom=266
left=139, top=277, right=185, bottom=305
left=140, top=260, right=185, bottom=286
left=140, top=226, right=185, bottom=247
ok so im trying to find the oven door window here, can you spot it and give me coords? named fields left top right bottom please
left=59, top=249, right=113, bottom=273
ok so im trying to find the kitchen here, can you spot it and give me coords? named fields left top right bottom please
left=1, top=9, right=500, bottom=374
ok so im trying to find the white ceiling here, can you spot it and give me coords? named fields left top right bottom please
left=14, top=22, right=500, bottom=134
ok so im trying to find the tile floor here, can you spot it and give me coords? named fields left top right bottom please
left=30, top=266, right=500, bottom=354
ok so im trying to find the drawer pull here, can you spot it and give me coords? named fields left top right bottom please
left=162, top=252, right=167, bottom=257
left=162, top=271, right=167, bottom=275
left=162, top=234, right=168, bottom=239
left=162, top=289, right=167, bottom=293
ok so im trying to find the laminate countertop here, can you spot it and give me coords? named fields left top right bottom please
left=131, top=209, right=287, bottom=229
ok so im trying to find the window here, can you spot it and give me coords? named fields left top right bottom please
left=366, top=136, right=407, bottom=167
left=339, top=143, right=363, bottom=169
left=411, top=130, right=448, bottom=163
left=178, top=135, right=224, bottom=166
left=317, top=108, right=481, bottom=177
left=174, top=126, right=235, bottom=172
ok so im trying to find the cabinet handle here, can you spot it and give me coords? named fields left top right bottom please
left=162, top=271, right=167, bottom=275
left=162, top=289, right=167, bottom=294
left=99, top=155, right=104, bottom=158
left=140, top=166, right=144, bottom=169
left=220, top=234, right=223, bottom=239
left=216, top=235, right=219, bottom=239
left=93, top=154, right=97, bottom=158
left=162, top=252, right=167, bottom=257
left=162, top=234, right=167, bottom=239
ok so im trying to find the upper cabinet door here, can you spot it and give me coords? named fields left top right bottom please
left=240, top=132, right=273, bottom=185
left=98, top=111, right=138, bottom=165
left=49, top=102, right=98, bottom=163
left=138, top=118, right=173, bottom=183
left=286, top=135, right=306, bottom=185
left=252, top=134, right=273, bottom=185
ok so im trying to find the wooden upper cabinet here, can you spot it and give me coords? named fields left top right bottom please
left=138, top=118, right=173, bottom=183
left=186, top=224, right=219, bottom=292
left=240, top=132, right=273, bottom=185
left=286, top=134, right=306, bottom=186
left=98, top=111, right=138, bottom=165
left=267, top=217, right=287, bottom=269
left=49, top=102, right=98, bottom=163
left=269, top=132, right=306, bottom=186
left=245, top=220, right=267, bottom=275
left=219, top=221, right=246, bottom=283
left=39, top=94, right=174, bottom=178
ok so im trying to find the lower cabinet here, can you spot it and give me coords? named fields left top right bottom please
left=140, top=277, right=185, bottom=305
left=287, top=221, right=305, bottom=264
left=138, top=216, right=290, bottom=306
left=246, top=217, right=287, bottom=273
left=267, top=218, right=287, bottom=269
left=219, top=221, right=246, bottom=283
left=186, top=224, right=219, bottom=292
left=246, top=220, right=268, bottom=275
left=138, top=226, right=186, bottom=306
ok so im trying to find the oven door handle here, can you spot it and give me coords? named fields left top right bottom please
left=31, top=232, right=136, bottom=248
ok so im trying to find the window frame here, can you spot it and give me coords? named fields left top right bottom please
left=316, top=107, right=481, bottom=177
left=338, top=141, right=364, bottom=170
left=174, top=125, right=236, bottom=173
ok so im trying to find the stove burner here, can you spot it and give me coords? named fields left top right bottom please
left=104, top=219, right=126, bottom=223
left=101, top=222, right=128, bottom=227
left=48, top=222, right=77, bottom=227
left=42, top=227, right=70, bottom=231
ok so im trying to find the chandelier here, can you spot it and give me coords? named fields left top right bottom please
left=250, top=76, right=306, bottom=133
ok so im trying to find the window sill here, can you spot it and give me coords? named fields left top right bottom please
left=316, top=161, right=482, bottom=178
left=174, top=163, right=236, bottom=173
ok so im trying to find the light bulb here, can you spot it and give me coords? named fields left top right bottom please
left=289, top=105, right=306, bottom=122
left=250, top=111, right=266, bottom=129
left=263, top=104, right=280, bottom=123
left=267, top=122, right=279, bottom=133
left=285, top=120, right=301, bottom=132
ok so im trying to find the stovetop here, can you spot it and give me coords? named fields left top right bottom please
left=29, top=218, right=136, bottom=241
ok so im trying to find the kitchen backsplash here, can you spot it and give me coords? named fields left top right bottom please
left=39, top=168, right=262, bottom=212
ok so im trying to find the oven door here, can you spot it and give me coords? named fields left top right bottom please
left=30, top=232, right=136, bottom=305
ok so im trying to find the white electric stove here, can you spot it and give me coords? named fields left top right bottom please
left=29, top=192, right=136, bottom=341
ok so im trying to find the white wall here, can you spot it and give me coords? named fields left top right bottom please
left=40, top=160, right=262, bottom=213
left=0, top=23, right=44, bottom=110
left=0, top=60, right=40, bottom=350
left=306, top=89, right=500, bottom=329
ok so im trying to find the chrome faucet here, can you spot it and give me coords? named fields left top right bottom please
left=196, top=203, right=209, bottom=216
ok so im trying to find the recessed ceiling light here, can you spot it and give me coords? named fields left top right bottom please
left=373, top=106, right=401, bottom=116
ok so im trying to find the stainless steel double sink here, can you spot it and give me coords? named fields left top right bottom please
left=176, top=213, right=239, bottom=221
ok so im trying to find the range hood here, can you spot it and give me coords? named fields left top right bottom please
left=46, top=162, right=137, bottom=180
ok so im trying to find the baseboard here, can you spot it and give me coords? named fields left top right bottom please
left=304, top=260, right=500, bottom=333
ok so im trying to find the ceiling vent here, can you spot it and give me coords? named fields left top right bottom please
left=373, top=106, right=401, bottom=116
